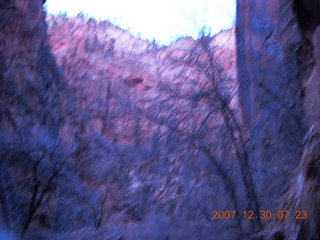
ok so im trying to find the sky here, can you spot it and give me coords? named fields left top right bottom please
left=44, top=0, right=236, bottom=46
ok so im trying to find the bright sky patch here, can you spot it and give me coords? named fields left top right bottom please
left=45, top=0, right=236, bottom=45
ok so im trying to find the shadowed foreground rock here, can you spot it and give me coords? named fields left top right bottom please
left=0, top=0, right=64, bottom=238
left=237, top=0, right=320, bottom=239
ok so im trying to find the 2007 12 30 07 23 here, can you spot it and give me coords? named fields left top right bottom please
left=211, top=210, right=308, bottom=220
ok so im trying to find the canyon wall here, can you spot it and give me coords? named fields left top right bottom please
left=3, top=0, right=320, bottom=239
left=236, top=0, right=306, bottom=212
left=236, top=0, right=320, bottom=239
left=1, top=6, right=244, bottom=239
left=46, top=15, right=238, bottom=146
left=0, top=0, right=64, bottom=238
left=46, top=15, right=247, bottom=240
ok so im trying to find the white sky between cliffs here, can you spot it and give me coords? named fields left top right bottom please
left=44, top=0, right=236, bottom=46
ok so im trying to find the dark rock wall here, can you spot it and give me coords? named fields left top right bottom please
left=0, top=0, right=63, bottom=235
left=236, top=0, right=306, bottom=212
left=293, top=0, right=320, bottom=40
left=263, top=2, right=320, bottom=239
left=0, top=0, right=62, bottom=143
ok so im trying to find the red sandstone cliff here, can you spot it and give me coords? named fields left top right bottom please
left=44, top=15, right=247, bottom=240
left=46, top=15, right=238, bottom=146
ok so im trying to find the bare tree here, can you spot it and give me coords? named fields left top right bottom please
left=167, top=30, right=262, bottom=232
left=109, top=28, right=261, bottom=235
left=21, top=155, right=64, bottom=237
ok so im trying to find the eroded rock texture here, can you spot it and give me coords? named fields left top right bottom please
left=304, top=26, right=320, bottom=125
left=46, top=15, right=238, bottom=146
left=269, top=25, right=320, bottom=240
left=0, top=0, right=64, bottom=238
left=237, top=0, right=320, bottom=239
left=271, top=121, right=320, bottom=240
left=3, top=0, right=320, bottom=239
left=45, top=16, right=246, bottom=240
left=236, top=0, right=306, bottom=213
left=1, top=7, right=245, bottom=239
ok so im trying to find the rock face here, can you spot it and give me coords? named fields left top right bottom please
left=272, top=121, right=320, bottom=240
left=3, top=0, right=320, bottom=239
left=304, top=26, right=320, bottom=125
left=0, top=0, right=62, bottom=139
left=236, top=0, right=306, bottom=212
left=45, top=16, right=248, bottom=240
left=271, top=25, right=320, bottom=240
left=2, top=8, right=244, bottom=239
left=46, top=15, right=238, bottom=146
left=0, top=0, right=64, bottom=237
left=236, top=0, right=320, bottom=239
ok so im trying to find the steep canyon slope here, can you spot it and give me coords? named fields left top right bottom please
left=0, top=0, right=65, bottom=238
left=1, top=2, right=250, bottom=239
left=1, top=0, right=320, bottom=239
left=237, top=0, right=320, bottom=239
left=46, top=15, right=247, bottom=240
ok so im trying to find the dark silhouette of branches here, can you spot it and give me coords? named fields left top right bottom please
left=0, top=157, right=13, bottom=232
left=113, top=94, right=244, bottom=233
left=110, top=29, right=261, bottom=234
left=196, top=33, right=261, bottom=232
left=83, top=185, right=108, bottom=230
left=162, top=31, right=262, bottom=233
left=21, top=155, right=64, bottom=237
